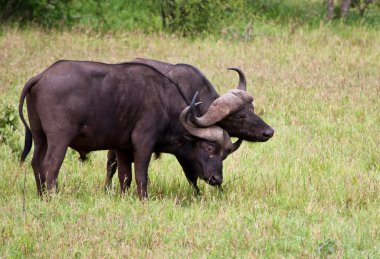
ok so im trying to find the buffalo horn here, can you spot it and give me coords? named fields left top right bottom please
left=228, top=67, right=246, bottom=91
left=222, top=137, right=243, bottom=160
left=230, top=138, right=243, bottom=153
left=180, top=106, right=226, bottom=145
left=180, top=105, right=243, bottom=158
left=189, top=91, right=246, bottom=127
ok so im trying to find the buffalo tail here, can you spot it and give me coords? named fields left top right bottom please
left=19, top=73, right=41, bottom=162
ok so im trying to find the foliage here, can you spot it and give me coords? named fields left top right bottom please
left=161, top=0, right=243, bottom=36
left=326, top=0, right=380, bottom=22
left=1, top=0, right=379, bottom=36
left=244, top=0, right=325, bottom=23
left=68, top=0, right=161, bottom=32
left=0, top=0, right=73, bottom=28
left=0, top=101, right=21, bottom=154
left=351, top=0, right=380, bottom=16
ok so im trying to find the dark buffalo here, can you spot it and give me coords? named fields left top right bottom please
left=131, top=58, right=274, bottom=141
left=104, top=58, right=274, bottom=191
left=19, top=60, right=244, bottom=199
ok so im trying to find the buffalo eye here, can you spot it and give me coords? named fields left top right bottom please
left=204, top=142, right=217, bottom=154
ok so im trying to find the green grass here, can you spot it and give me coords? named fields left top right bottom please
left=0, top=25, right=379, bottom=257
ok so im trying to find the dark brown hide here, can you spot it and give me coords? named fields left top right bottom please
left=19, top=60, right=239, bottom=199
left=104, top=58, right=274, bottom=191
left=133, top=58, right=274, bottom=141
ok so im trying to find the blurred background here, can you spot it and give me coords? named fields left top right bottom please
left=1, top=0, right=379, bottom=37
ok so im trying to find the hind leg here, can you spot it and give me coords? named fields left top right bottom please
left=27, top=100, right=48, bottom=196
left=43, top=145, right=68, bottom=193
left=42, top=132, right=74, bottom=194
left=31, top=133, right=47, bottom=196
left=30, top=131, right=69, bottom=196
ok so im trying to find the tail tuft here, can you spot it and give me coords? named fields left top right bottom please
left=20, top=121, right=33, bottom=162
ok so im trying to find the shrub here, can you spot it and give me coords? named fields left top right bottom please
left=161, top=0, right=243, bottom=36
left=0, top=101, right=21, bottom=154
left=0, top=0, right=73, bottom=28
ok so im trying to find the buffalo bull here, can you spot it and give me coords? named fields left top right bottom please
left=104, top=59, right=274, bottom=191
left=19, top=60, right=245, bottom=199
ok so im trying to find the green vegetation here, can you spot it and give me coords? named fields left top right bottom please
left=0, top=22, right=379, bottom=257
left=1, top=0, right=380, bottom=36
left=0, top=100, right=20, bottom=154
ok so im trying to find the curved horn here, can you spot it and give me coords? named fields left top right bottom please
left=189, top=91, right=246, bottom=127
left=230, top=138, right=243, bottom=153
left=189, top=91, right=202, bottom=122
left=221, top=133, right=243, bottom=160
left=180, top=106, right=226, bottom=145
left=228, top=67, right=246, bottom=91
left=181, top=106, right=243, bottom=159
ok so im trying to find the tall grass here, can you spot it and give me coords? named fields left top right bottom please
left=0, top=25, right=379, bottom=257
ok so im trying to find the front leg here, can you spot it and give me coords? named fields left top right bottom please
left=176, top=156, right=200, bottom=194
left=104, top=150, right=117, bottom=190
left=131, top=117, right=160, bottom=200
left=133, top=150, right=152, bottom=200
left=185, top=173, right=200, bottom=194
left=115, top=150, right=133, bottom=193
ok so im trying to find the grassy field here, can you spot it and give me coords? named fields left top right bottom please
left=0, top=25, right=379, bottom=257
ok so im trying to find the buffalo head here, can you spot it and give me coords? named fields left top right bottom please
left=177, top=93, right=241, bottom=186
left=189, top=68, right=274, bottom=142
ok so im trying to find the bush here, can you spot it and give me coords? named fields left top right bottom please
left=0, top=0, right=73, bottom=28
left=68, top=0, right=161, bottom=32
left=1, top=0, right=379, bottom=35
left=161, top=0, right=243, bottom=36
left=0, top=101, right=22, bottom=154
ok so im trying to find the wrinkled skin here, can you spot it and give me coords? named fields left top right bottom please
left=105, top=58, right=274, bottom=191
left=19, top=60, right=239, bottom=200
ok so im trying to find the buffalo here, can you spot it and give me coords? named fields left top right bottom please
left=104, top=58, right=274, bottom=192
left=19, top=60, right=248, bottom=199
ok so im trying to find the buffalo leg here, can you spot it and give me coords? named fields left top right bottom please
left=185, top=173, right=200, bottom=194
left=27, top=100, right=48, bottom=196
left=133, top=152, right=151, bottom=200
left=115, top=150, right=133, bottom=193
left=133, top=136, right=154, bottom=200
left=131, top=119, right=159, bottom=200
left=31, top=134, right=47, bottom=196
left=175, top=156, right=199, bottom=194
left=43, top=137, right=69, bottom=193
left=104, top=150, right=117, bottom=190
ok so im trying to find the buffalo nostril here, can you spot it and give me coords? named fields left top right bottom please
left=263, top=127, right=274, bottom=138
left=210, top=175, right=223, bottom=185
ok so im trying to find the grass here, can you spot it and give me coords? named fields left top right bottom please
left=0, top=24, right=379, bottom=257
